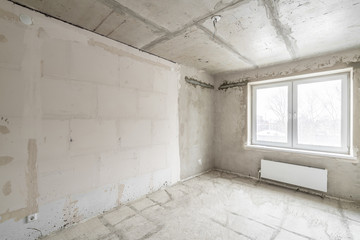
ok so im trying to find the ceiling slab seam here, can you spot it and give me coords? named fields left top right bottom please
left=142, top=0, right=252, bottom=51
left=260, top=0, right=298, bottom=60
left=196, top=24, right=257, bottom=68
left=7, top=0, right=177, bottom=66
left=98, top=0, right=171, bottom=34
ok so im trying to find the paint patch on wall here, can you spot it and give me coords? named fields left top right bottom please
left=26, top=139, right=39, bottom=212
left=118, top=184, right=125, bottom=206
left=2, top=181, right=11, bottom=196
left=0, top=139, right=39, bottom=223
left=0, top=125, right=10, bottom=134
left=0, top=34, right=7, bottom=43
left=0, top=8, right=19, bottom=22
left=37, top=27, right=47, bottom=39
left=0, top=156, right=13, bottom=166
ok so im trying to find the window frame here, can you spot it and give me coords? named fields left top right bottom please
left=247, top=68, right=353, bottom=157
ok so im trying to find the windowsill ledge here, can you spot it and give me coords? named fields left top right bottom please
left=244, top=144, right=358, bottom=163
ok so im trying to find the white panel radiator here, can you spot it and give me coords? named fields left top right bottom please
left=260, top=159, right=327, bottom=192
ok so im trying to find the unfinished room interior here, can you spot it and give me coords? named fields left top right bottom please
left=1, top=0, right=360, bottom=239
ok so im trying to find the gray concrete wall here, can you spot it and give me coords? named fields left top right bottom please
left=214, top=49, right=360, bottom=201
left=179, top=66, right=215, bottom=179
left=0, top=1, right=180, bottom=239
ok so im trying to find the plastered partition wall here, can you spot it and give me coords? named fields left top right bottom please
left=179, top=66, right=215, bottom=179
left=0, top=1, right=180, bottom=239
left=214, top=49, right=360, bottom=201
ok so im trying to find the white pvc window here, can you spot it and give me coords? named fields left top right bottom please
left=251, top=71, right=350, bottom=155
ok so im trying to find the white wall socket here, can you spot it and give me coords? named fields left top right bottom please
left=26, top=213, right=38, bottom=223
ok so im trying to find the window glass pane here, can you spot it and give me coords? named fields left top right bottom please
left=256, top=86, right=288, bottom=143
left=297, top=80, right=342, bottom=147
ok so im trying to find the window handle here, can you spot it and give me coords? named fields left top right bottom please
left=293, top=112, right=297, bottom=119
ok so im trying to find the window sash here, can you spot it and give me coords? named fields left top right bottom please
left=252, top=82, right=292, bottom=148
left=292, top=73, right=349, bottom=154
left=251, top=72, right=350, bottom=155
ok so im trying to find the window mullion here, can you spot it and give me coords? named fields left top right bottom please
left=287, top=82, right=293, bottom=148
left=292, top=81, right=298, bottom=149
left=252, top=87, right=257, bottom=144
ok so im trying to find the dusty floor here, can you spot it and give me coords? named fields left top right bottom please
left=41, top=171, right=360, bottom=240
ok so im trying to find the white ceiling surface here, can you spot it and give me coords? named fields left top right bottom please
left=11, top=0, right=360, bottom=74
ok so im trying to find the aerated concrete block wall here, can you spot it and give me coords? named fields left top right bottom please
left=214, top=49, right=360, bottom=201
left=2, top=0, right=360, bottom=239
left=0, top=1, right=180, bottom=239
left=179, top=66, right=215, bottom=179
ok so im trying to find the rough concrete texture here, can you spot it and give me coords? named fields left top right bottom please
left=114, top=0, right=233, bottom=33
left=1, top=1, right=360, bottom=239
left=148, top=26, right=253, bottom=74
left=96, top=10, right=165, bottom=49
left=10, top=0, right=360, bottom=74
left=179, top=66, right=215, bottom=179
left=0, top=1, right=181, bottom=239
left=214, top=49, right=360, bottom=201
left=40, top=171, right=360, bottom=240
left=201, top=0, right=292, bottom=66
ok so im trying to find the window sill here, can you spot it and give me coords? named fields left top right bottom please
left=244, top=144, right=358, bottom=163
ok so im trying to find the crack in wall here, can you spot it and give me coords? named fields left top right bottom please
left=185, top=76, right=214, bottom=89
left=218, top=80, right=248, bottom=90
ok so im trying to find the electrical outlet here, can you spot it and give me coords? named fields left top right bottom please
left=26, top=213, right=38, bottom=223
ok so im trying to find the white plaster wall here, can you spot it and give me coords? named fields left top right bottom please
left=0, top=1, right=180, bottom=239
left=214, top=49, right=360, bottom=201
left=179, top=66, right=215, bottom=179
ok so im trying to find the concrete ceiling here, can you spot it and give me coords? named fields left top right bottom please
left=11, top=0, right=360, bottom=74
